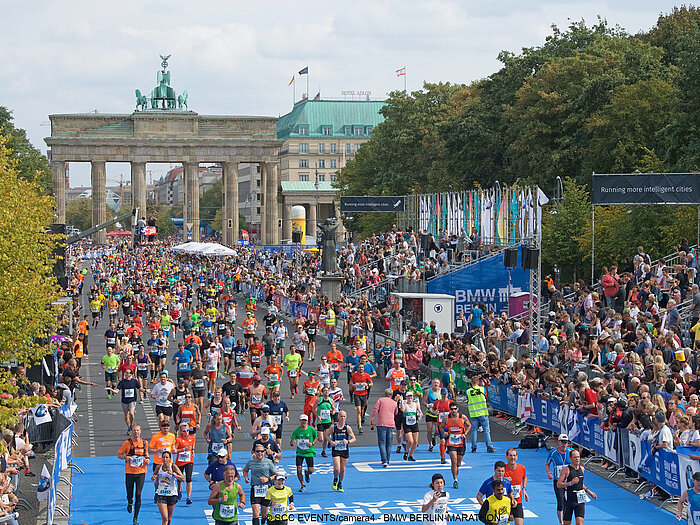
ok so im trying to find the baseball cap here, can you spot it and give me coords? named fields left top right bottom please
left=299, top=414, right=309, bottom=420
left=276, top=471, right=287, bottom=479
left=262, top=404, right=270, bottom=411
left=260, top=427, right=271, bottom=435
left=405, top=391, right=414, bottom=397
left=217, top=448, right=228, bottom=457
left=441, top=387, right=448, bottom=395
left=308, top=371, right=315, bottom=376
left=558, top=434, right=569, bottom=441
left=253, top=375, right=262, bottom=381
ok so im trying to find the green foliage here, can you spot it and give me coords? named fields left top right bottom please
left=146, top=202, right=179, bottom=238
left=200, top=179, right=222, bottom=228
left=66, top=197, right=93, bottom=231
left=0, top=107, right=51, bottom=193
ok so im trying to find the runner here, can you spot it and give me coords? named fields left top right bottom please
left=190, top=359, right=209, bottom=413
left=326, top=342, right=343, bottom=380
left=350, top=363, right=373, bottom=434
left=264, top=355, right=284, bottom=394
left=315, top=356, right=332, bottom=389
left=421, top=473, right=450, bottom=525
left=274, top=320, right=288, bottom=361
left=476, top=461, right=513, bottom=505
left=174, top=420, right=196, bottom=505
left=400, top=390, right=422, bottom=461
left=204, top=342, right=220, bottom=396
left=204, top=411, right=233, bottom=461
left=233, top=339, right=248, bottom=371
left=221, top=328, right=235, bottom=374
left=253, top=426, right=283, bottom=463
left=302, top=371, right=321, bottom=425
left=291, top=325, right=309, bottom=366
left=249, top=336, right=265, bottom=372
left=135, top=347, right=153, bottom=401
left=289, top=414, right=318, bottom=492
left=386, top=359, right=406, bottom=392
left=171, top=342, right=193, bottom=386
left=557, top=449, right=597, bottom=525
left=176, top=393, right=201, bottom=435
left=313, top=386, right=336, bottom=457
left=478, top=479, right=512, bottom=525
left=249, top=375, right=268, bottom=420
left=250, top=405, right=279, bottom=439
left=504, top=448, right=528, bottom=525
left=236, top=358, right=255, bottom=409
left=676, top=471, right=700, bottom=523
left=263, top=326, right=276, bottom=367
left=443, top=402, right=472, bottom=488
left=152, top=450, right=184, bottom=525
left=101, top=346, right=120, bottom=399
left=243, top=444, right=277, bottom=525
left=208, top=465, right=245, bottom=525
left=546, top=434, right=572, bottom=525
left=267, top=391, right=290, bottom=449
left=263, top=472, right=295, bottom=525
left=222, top=371, right=244, bottom=419
left=242, top=312, right=258, bottom=346
left=149, top=419, right=177, bottom=473
left=112, top=368, right=142, bottom=435
left=304, top=313, right=318, bottom=361
left=283, top=346, right=302, bottom=399
left=424, top=378, right=442, bottom=451
left=330, top=409, right=356, bottom=492
left=151, top=372, right=175, bottom=424
left=117, top=423, right=150, bottom=525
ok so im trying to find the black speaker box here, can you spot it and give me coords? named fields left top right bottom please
left=504, top=247, right=518, bottom=268
left=522, top=247, right=539, bottom=270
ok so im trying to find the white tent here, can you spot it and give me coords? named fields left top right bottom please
left=172, top=242, right=235, bottom=256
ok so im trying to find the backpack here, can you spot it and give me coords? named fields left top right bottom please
left=519, top=433, right=544, bottom=449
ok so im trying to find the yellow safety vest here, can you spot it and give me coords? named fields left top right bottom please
left=326, top=310, right=335, bottom=326
left=466, top=385, right=488, bottom=418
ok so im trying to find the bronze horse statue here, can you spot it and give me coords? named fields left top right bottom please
left=135, top=90, right=148, bottom=111
left=177, top=90, right=188, bottom=110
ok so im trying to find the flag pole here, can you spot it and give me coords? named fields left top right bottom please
left=307, top=73, right=310, bottom=101
left=293, top=76, right=296, bottom=104
left=404, top=68, right=407, bottom=92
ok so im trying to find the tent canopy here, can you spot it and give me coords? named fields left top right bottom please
left=171, top=242, right=236, bottom=256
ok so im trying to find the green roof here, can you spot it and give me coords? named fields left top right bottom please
left=281, top=181, right=336, bottom=193
left=277, top=99, right=385, bottom=140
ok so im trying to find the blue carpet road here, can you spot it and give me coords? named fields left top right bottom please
left=69, top=442, right=677, bottom=525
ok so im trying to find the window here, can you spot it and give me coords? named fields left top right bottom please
left=256, top=193, right=261, bottom=201
left=355, top=143, right=361, bottom=153
left=318, top=159, right=325, bottom=168
left=299, top=143, right=309, bottom=154
left=318, top=174, right=326, bottom=182
left=257, top=207, right=261, bottom=215
left=330, top=173, right=337, bottom=182
left=318, top=143, right=325, bottom=154
left=330, top=143, right=337, bottom=154
left=256, top=179, right=261, bottom=187
left=345, top=143, right=351, bottom=155
left=346, top=126, right=352, bottom=136
left=256, top=165, right=261, bottom=173
left=354, top=126, right=363, bottom=136
left=322, top=126, right=332, bottom=136
left=298, top=125, right=309, bottom=136
left=330, top=159, right=337, bottom=169
left=299, top=159, right=309, bottom=168
left=366, top=126, right=373, bottom=135
left=299, top=173, right=309, bottom=181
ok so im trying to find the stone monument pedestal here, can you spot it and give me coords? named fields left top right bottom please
left=320, top=275, right=343, bottom=302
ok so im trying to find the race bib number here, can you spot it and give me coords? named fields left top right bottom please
left=512, top=484, right=521, bottom=499
left=272, top=415, right=282, bottom=425
left=269, top=374, right=279, bottom=382
left=320, top=409, right=331, bottom=420
left=252, top=394, right=262, bottom=405
left=405, top=414, right=416, bottom=426
left=307, top=388, right=317, bottom=396
left=439, top=412, right=449, bottom=422
left=297, top=439, right=309, bottom=450
left=219, top=504, right=237, bottom=519
left=195, top=379, right=205, bottom=389
left=110, top=309, right=117, bottom=315
left=212, top=442, right=225, bottom=454
left=252, top=355, right=261, bottom=363
left=124, top=388, right=135, bottom=399
left=270, top=502, right=287, bottom=517
left=496, top=515, right=508, bottom=525
left=107, top=338, right=116, bottom=345
left=334, top=441, right=347, bottom=451
left=289, top=370, right=297, bottom=378
left=207, top=363, right=217, bottom=372
left=177, top=395, right=186, bottom=405
left=129, top=455, right=144, bottom=467
left=575, top=490, right=590, bottom=504
left=157, top=395, right=170, bottom=406
left=448, top=434, right=462, bottom=446
left=693, top=511, right=700, bottom=524
left=178, top=362, right=188, bottom=371
left=254, top=484, right=269, bottom=497
left=106, top=366, right=116, bottom=374
left=157, top=481, right=176, bottom=496
left=178, top=450, right=191, bottom=463
left=331, top=362, right=340, bottom=371
left=355, top=382, right=366, bottom=392
left=554, top=465, right=563, bottom=477
left=138, top=364, right=148, bottom=371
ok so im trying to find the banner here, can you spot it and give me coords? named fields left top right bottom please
left=340, top=196, right=405, bottom=212
left=592, top=173, right=700, bottom=205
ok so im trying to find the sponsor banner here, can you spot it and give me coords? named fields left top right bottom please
left=340, top=196, right=405, bottom=213
left=592, top=173, right=700, bottom=205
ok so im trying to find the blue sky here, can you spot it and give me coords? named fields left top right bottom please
left=0, top=0, right=683, bottom=186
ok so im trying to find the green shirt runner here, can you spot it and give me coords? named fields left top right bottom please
left=290, top=426, right=318, bottom=457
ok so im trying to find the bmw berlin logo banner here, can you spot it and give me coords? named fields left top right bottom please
left=340, top=196, right=405, bottom=212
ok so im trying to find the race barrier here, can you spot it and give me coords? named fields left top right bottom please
left=485, top=381, right=696, bottom=497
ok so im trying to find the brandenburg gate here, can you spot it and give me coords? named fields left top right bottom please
left=46, top=56, right=282, bottom=245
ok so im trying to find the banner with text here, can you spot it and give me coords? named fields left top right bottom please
left=340, top=196, right=405, bottom=213
left=592, top=173, right=700, bottom=205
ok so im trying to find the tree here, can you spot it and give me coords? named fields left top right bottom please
left=66, top=198, right=93, bottom=231
left=200, top=179, right=222, bottom=229
left=0, top=107, right=51, bottom=193
left=0, top=136, right=58, bottom=426
left=541, top=178, right=590, bottom=281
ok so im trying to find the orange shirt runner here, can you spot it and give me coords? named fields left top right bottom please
left=174, top=433, right=196, bottom=466
left=148, top=431, right=176, bottom=464
left=118, top=437, right=149, bottom=475
left=505, top=463, right=527, bottom=504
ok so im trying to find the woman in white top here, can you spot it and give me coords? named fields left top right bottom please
left=400, top=391, right=423, bottom=461
left=421, top=473, right=450, bottom=525
left=152, top=450, right=184, bottom=525
left=315, top=357, right=332, bottom=388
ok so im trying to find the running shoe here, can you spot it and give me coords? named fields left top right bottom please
left=305, top=470, right=310, bottom=483
left=396, top=446, right=402, bottom=453
left=126, top=428, right=131, bottom=436
left=127, top=502, right=133, bottom=513
left=107, top=393, right=112, bottom=399
left=321, top=451, right=327, bottom=457
left=428, top=445, right=433, bottom=452
left=471, top=448, right=477, bottom=453
left=132, top=520, right=138, bottom=525
left=290, top=394, right=295, bottom=399
left=186, top=498, right=192, bottom=505
left=408, top=456, right=416, bottom=462
left=358, top=426, right=363, bottom=434
left=337, top=485, right=344, bottom=492
left=441, top=458, right=446, bottom=464
left=487, top=447, right=497, bottom=453
left=332, top=481, right=337, bottom=490
left=403, top=452, right=408, bottom=461
left=382, top=463, right=388, bottom=468
left=453, top=480, right=458, bottom=489
left=299, top=485, right=306, bottom=492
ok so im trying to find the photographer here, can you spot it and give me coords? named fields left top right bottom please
left=421, top=473, right=450, bottom=525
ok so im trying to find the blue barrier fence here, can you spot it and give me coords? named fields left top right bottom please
left=486, top=382, right=699, bottom=497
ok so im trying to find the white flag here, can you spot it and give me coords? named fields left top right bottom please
left=37, top=464, right=51, bottom=502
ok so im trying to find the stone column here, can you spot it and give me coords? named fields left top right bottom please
left=183, top=162, right=200, bottom=241
left=307, top=202, right=317, bottom=240
left=131, top=162, right=147, bottom=220
left=223, top=160, right=239, bottom=246
left=51, top=161, right=66, bottom=224
left=282, top=202, right=292, bottom=242
left=269, top=163, right=280, bottom=244
left=91, top=161, right=107, bottom=244
left=259, top=163, right=268, bottom=244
